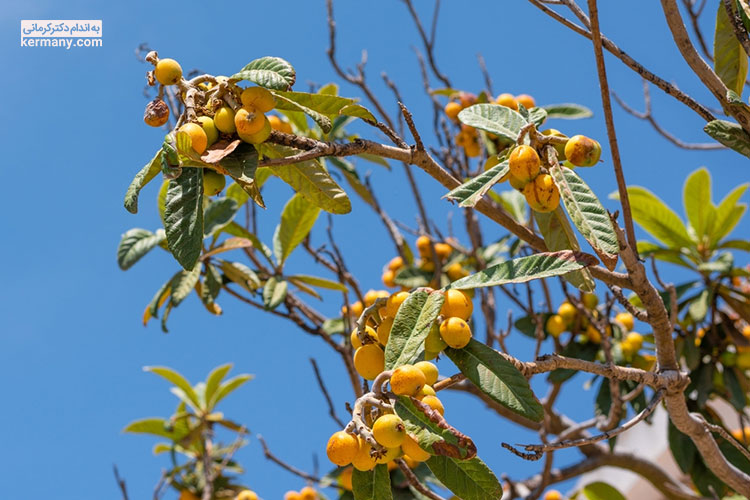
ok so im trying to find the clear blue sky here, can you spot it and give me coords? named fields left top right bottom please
left=2, top=1, right=747, bottom=499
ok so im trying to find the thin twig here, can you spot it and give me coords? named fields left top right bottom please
left=258, top=434, right=321, bottom=482
left=310, top=358, right=346, bottom=427
left=113, top=465, right=130, bottom=500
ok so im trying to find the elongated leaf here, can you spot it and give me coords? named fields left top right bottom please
left=496, top=189, right=528, bottom=223
left=124, top=150, right=162, bottom=213
left=164, top=168, right=204, bottom=270
left=117, top=228, right=166, bottom=270
left=263, top=277, right=288, bottom=310
left=457, top=104, right=526, bottom=141
left=143, top=275, right=175, bottom=326
left=534, top=208, right=595, bottom=292
left=704, top=119, right=750, bottom=158
left=211, top=374, right=253, bottom=407
left=339, top=103, right=377, bottom=122
left=273, top=194, right=321, bottom=266
left=683, top=167, right=714, bottom=239
left=205, top=363, right=233, bottom=408
left=203, top=198, right=239, bottom=237
left=445, top=339, right=544, bottom=422
left=352, top=465, right=392, bottom=500
left=231, top=56, right=296, bottom=90
left=286, top=274, right=347, bottom=292
left=542, top=103, right=593, bottom=119
left=449, top=251, right=597, bottom=290
left=220, top=260, right=261, bottom=291
left=272, top=92, right=332, bottom=132
left=393, top=267, right=433, bottom=288
left=550, top=165, right=619, bottom=269
left=171, top=264, right=202, bottom=306
left=444, top=161, right=509, bottom=208
left=385, top=290, right=445, bottom=369
left=271, top=90, right=363, bottom=119
left=425, top=456, right=502, bottom=500
left=274, top=159, right=351, bottom=214
left=395, top=396, right=476, bottom=459
left=613, top=186, right=694, bottom=249
left=711, top=183, right=748, bottom=244
left=122, top=418, right=174, bottom=439
left=528, top=107, right=548, bottom=127
left=582, top=481, right=626, bottom=500
left=144, top=366, right=201, bottom=409
left=714, top=2, right=748, bottom=95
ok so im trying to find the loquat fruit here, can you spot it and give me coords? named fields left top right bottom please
left=439, top=317, right=472, bottom=349
left=401, top=434, right=430, bottom=461
left=354, top=344, right=385, bottom=380
left=178, top=122, right=208, bottom=154
left=372, top=414, right=406, bottom=448
left=214, top=106, right=236, bottom=134
left=441, top=289, right=473, bottom=320
left=564, top=135, right=601, bottom=167
left=326, top=430, right=360, bottom=466
left=203, top=169, right=226, bottom=196
left=241, top=86, right=275, bottom=113
left=414, top=361, right=438, bottom=385
left=421, top=395, right=445, bottom=415
left=154, top=58, right=182, bottom=85
left=391, top=364, right=427, bottom=396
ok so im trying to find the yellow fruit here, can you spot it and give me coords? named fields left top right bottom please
left=386, top=291, right=410, bottom=318
left=178, top=122, right=208, bottom=154
left=737, top=352, right=750, bottom=370
left=446, top=262, right=469, bottom=281
left=342, top=301, right=364, bottom=318
left=236, top=490, right=259, bottom=500
left=352, top=437, right=377, bottom=471
left=616, top=312, right=634, bottom=332
left=338, top=467, right=353, bottom=490
left=300, top=486, right=317, bottom=500
left=203, top=169, right=226, bottom=196
left=441, top=289, right=473, bottom=320
left=214, top=106, right=236, bottom=134
left=434, top=243, right=453, bottom=261
left=402, top=434, right=430, bottom=461
left=419, top=259, right=436, bottom=272
left=351, top=326, right=378, bottom=349
left=425, top=323, right=448, bottom=352
left=416, top=235, right=432, bottom=257
left=622, top=332, right=644, bottom=356
left=421, top=395, right=445, bottom=415
left=239, top=116, right=272, bottom=144
left=586, top=325, right=602, bottom=344
left=144, top=99, right=169, bottom=127
left=458, top=92, right=477, bottom=107
left=387, top=256, right=405, bottom=271
left=414, top=361, right=438, bottom=385
left=416, top=384, right=436, bottom=400
left=375, top=447, right=402, bottom=464
left=743, top=325, right=750, bottom=338
left=179, top=491, right=200, bottom=500
left=235, top=107, right=266, bottom=135
left=564, top=135, right=601, bottom=167
left=364, top=289, right=383, bottom=307
left=546, top=314, right=566, bottom=338
left=464, top=142, right=481, bottom=157
left=483, top=155, right=500, bottom=172
left=542, top=129, right=569, bottom=159
left=391, top=364, right=427, bottom=396
left=516, top=94, right=536, bottom=109
left=284, top=491, right=302, bottom=500
left=377, top=317, right=394, bottom=345
left=354, top=344, right=385, bottom=380
left=523, top=174, right=560, bottom=213
left=154, top=58, right=182, bottom=85
left=558, top=302, right=577, bottom=325
left=544, top=490, right=562, bottom=500
left=326, top=431, right=360, bottom=466
left=372, top=414, right=406, bottom=448
left=197, top=116, right=219, bottom=146
left=496, top=93, right=518, bottom=110
left=582, top=293, right=599, bottom=310
left=509, top=174, right=529, bottom=191
left=445, top=101, right=462, bottom=120
left=241, top=86, right=276, bottom=113
left=439, top=317, right=472, bottom=349
left=382, top=269, right=396, bottom=288
left=731, top=426, right=750, bottom=444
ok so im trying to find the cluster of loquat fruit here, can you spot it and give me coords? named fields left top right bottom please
left=143, top=55, right=294, bottom=197
left=381, top=235, right=471, bottom=289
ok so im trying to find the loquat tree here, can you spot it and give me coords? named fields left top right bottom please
left=117, top=1, right=750, bottom=499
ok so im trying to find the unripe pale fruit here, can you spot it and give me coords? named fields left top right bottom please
left=402, top=434, right=431, bottom=461
left=382, top=269, right=396, bottom=288
left=416, top=235, right=432, bottom=256
left=738, top=352, right=750, bottom=370
left=387, top=256, right=405, bottom=271
left=557, top=302, right=577, bottom=324
left=235, top=107, right=266, bottom=136
left=416, top=384, right=436, bottom=400
left=441, top=289, right=473, bottom=320
left=564, top=135, right=601, bottom=167
left=391, top=364, right=426, bottom=396
left=425, top=323, right=448, bottom=352
left=300, top=486, right=317, bottom=500
left=544, top=490, right=562, bottom=500
left=496, top=93, right=518, bottom=110
left=338, top=467, right=353, bottom=490
left=239, top=116, right=272, bottom=144
left=542, top=129, right=568, bottom=159
left=144, top=99, right=169, bottom=127
left=616, top=312, right=634, bottom=331
left=372, top=414, right=406, bottom=448
left=444, top=101, right=462, bottom=120
left=236, top=490, right=259, bottom=500
left=203, top=169, right=226, bottom=196
left=721, top=351, right=737, bottom=367
left=582, top=293, right=599, bottom=310
left=179, top=122, right=208, bottom=154
left=377, top=317, right=394, bottom=345
left=241, top=86, right=276, bottom=113
left=352, top=437, right=377, bottom=471
left=421, top=395, right=445, bottom=415
left=154, top=58, right=182, bottom=85
left=414, top=361, right=438, bottom=386
left=386, top=291, right=410, bottom=318
left=197, top=116, right=219, bottom=146
left=546, top=314, right=566, bottom=338
left=354, top=344, right=385, bottom=380
left=523, top=174, right=560, bottom=213
left=509, top=174, right=529, bottom=191
left=351, top=326, right=378, bottom=349
left=439, top=317, right=472, bottom=349
left=326, top=431, right=360, bottom=466
left=375, top=446, right=402, bottom=464
left=516, top=94, right=536, bottom=109
left=214, top=106, right=236, bottom=134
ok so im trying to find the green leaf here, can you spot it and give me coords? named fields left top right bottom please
left=171, top=264, right=202, bottom=306
left=144, top=366, right=201, bottom=410
left=704, top=119, right=750, bottom=158
left=689, top=289, right=711, bottom=322
left=720, top=238, right=750, bottom=251
left=714, top=2, right=749, bottom=95
left=457, top=103, right=526, bottom=141
left=205, top=363, right=233, bottom=408
left=550, top=165, right=619, bottom=269
left=285, top=275, right=347, bottom=292
left=273, top=193, right=321, bottom=266
left=124, top=150, right=162, bottom=214
left=263, top=277, right=288, bottom=310
left=158, top=179, right=169, bottom=225
left=231, top=56, right=296, bottom=90
left=445, top=339, right=544, bottom=422
left=117, top=228, right=166, bottom=270
left=273, top=159, right=351, bottom=214
left=271, top=92, right=332, bottom=132
left=449, top=251, right=597, bottom=290
left=613, top=186, right=694, bottom=249
left=393, top=267, right=433, bottom=288
left=203, top=198, right=239, bottom=237
left=528, top=107, right=548, bottom=127
left=582, top=481, right=626, bottom=500
left=226, top=182, right=250, bottom=206
left=352, top=465, right=392, bottom=500
left=496, top=189, right=528, bottom=223
left=211, top=374, right=253, bottom=407
left=541, top=103, right=593, bottom=119
left=164, top=168, right=204, bottom=270
left=385, top=290, right=444, bottom=369
left=394, top=396, right=476, bottom=459
left=444, top=161, right=509, bottom=208
left=534, top=207, right=595, bottom=292
left=683, top=167, right=714, bottom=239
left=711, top=183, right=748, bottom=244
left=425, top=456, right=503, bottom=500
left=220, top=260, right=261, bottom=292
left=122, top=418, right=174, bottom=439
